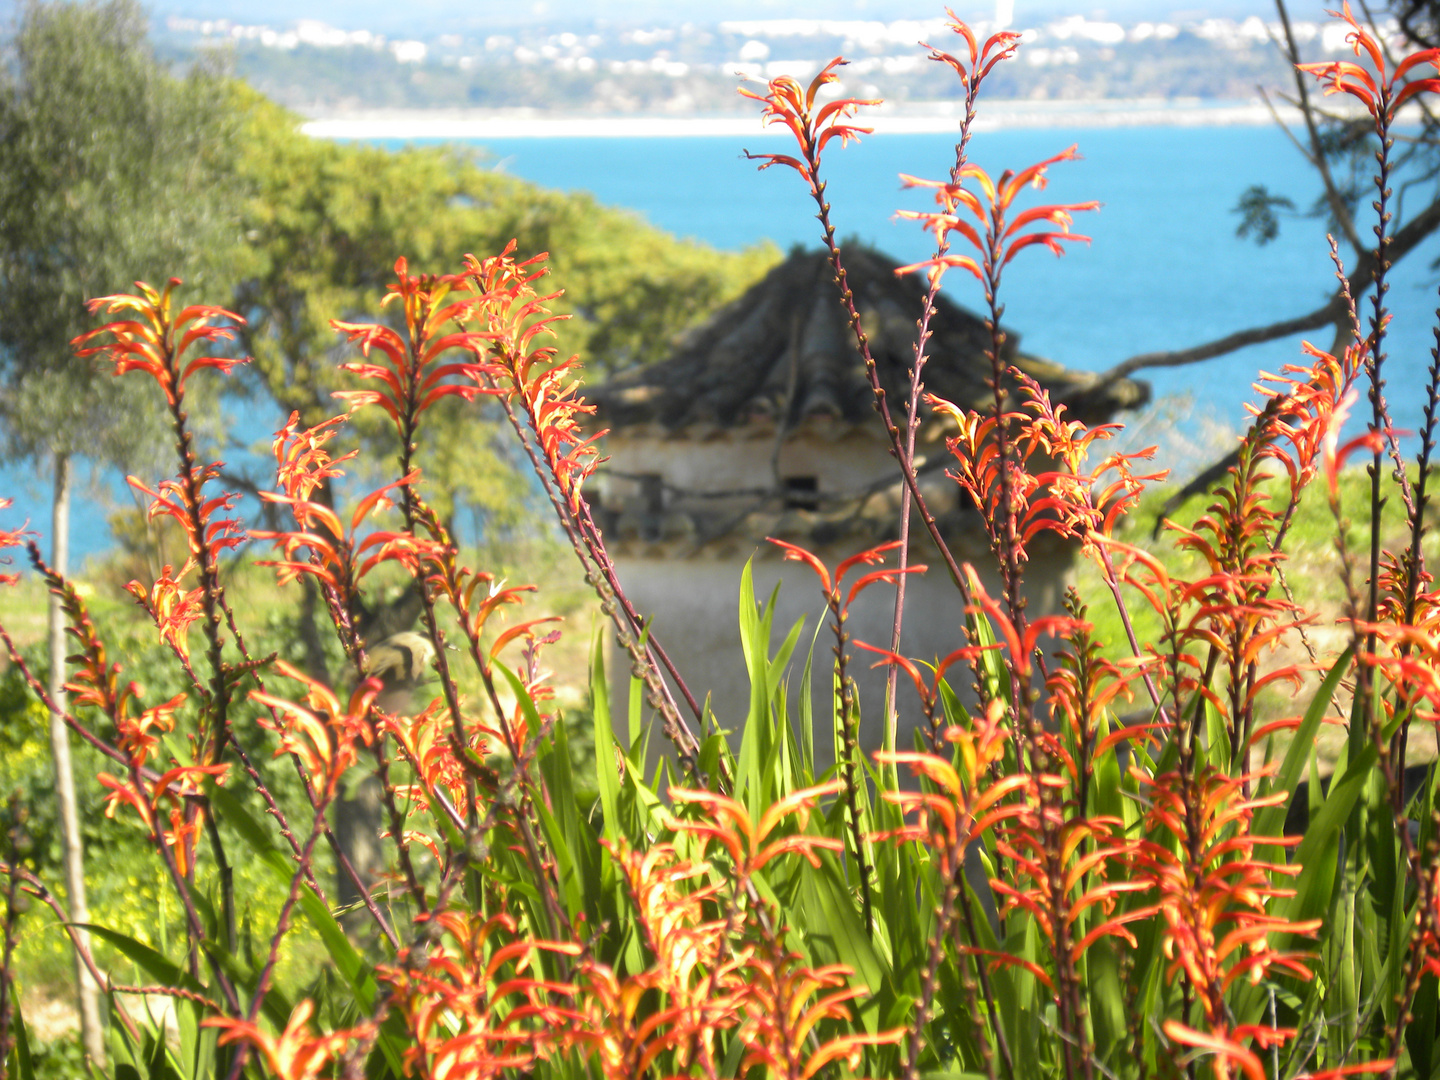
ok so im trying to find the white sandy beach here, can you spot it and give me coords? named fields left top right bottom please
left=298, top=97, right=1378, bottom=140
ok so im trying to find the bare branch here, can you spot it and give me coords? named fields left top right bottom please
left=1091, top=194, right=1440, bottom=389
left=1275, top=0, right=1365, bottom=252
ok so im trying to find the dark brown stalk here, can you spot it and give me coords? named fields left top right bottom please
left=485, top=375, right=705, bottom=776
left=0, top=859, right=22, bottom=1075
left=1091, top=540, right=1170, bottom=720
left=827, top=598, right=873, bottom=933
left=158, top=356, right=232, bottom=775
left=224, top=794, right=335, bottom=1080
left=1364, top=85, right=1396, bottom=735
left=371, top=735, right=427, bottom=914
left=886, top=46, right=990, bottom=757
left=4, top=867, right=143, bottom=1044
left=957, top=877, right=1014, bottom=1079
left=203, top=812, right=237, bottom=953
left=769, top=130, right=971, bottom=607
left=396, top=451, right=474, bottom=834
left=575, top=500, right=706, bottom=736
left=14, top=550, right=242, bottom=1007
left=904, top=893, right=966, bottom=1080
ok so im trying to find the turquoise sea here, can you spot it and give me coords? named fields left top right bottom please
left=6, top=122, right=1440, bottom=559
left=462, top=125, right=1439, bottom=425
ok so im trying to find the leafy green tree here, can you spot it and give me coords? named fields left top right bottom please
left=232, top=86, right=776, bottom=429
left=229, top=90, right=775, bottom=900
left=229, top=87, right=775, bottom=640
left=0, top=1, right=241, bottom=1059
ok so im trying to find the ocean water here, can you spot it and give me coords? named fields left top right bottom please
left=5, top=122, right=1440, bottom=560
left=464, top=124, right=1439, bottom=433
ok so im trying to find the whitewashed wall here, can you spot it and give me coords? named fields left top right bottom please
left=598, top=427, right=1074, bottom=767
left=608, top=541, right=1073, bottom=766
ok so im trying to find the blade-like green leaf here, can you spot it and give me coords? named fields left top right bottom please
left=592, top=629, right=622, bottom=846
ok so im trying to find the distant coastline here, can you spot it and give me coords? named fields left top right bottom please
left=298, top=97, right=1377, bottom=140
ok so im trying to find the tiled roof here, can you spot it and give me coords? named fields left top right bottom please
left=587, top=246, right=1149, bottom=433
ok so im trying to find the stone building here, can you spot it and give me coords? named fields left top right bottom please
left=585, top=246, right=1148, bottom=753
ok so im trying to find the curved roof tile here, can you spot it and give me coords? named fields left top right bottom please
left=588, top=246, right=1149, bottom=433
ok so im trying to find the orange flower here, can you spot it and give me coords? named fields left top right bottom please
left=126, top=562, right=204, bottom=661
left=896, top=146, right=1098, bottom=289
left=1297, top=1, right=1440, bottom=123
left=73, top=279, right=246, bottom=407
left=740, top=58, right=879, bottom=197
left=0, top=499, right=33, bottom=587
left=250, top=661, right=381, bottom=796
left=207, top=1000, right=359, bottom=1080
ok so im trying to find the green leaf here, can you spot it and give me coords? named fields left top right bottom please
left=591, top=629, right=622, bottom=846
left=1201, top=694, right=1229, bottom=772
left=798, top=622, right=820, bottom=780
left=11, top=998, right=33, bottom=1080
left=1275, top=742, right=1378, bottom=940
left=798, top=854, right=887, bottom=1028
left=736, top=563, right=782, bottom=811
left=965, top=606, right=1006, bottom=708
left=1254, top=646, right=1352, bottom=860
left=206, top=785, right=404, bottom=1077
left=1408, top=972, right=1438, bottom=1080
left=82, top=925, right=210, bottom=998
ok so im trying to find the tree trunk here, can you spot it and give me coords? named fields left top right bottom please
left=46, top=452, right=104, bottom=1063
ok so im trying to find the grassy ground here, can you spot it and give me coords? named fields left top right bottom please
left=0, top=456, right=1430, bottom=1057
left=1072, top=461, right=1439, bottom=768
left=0, top=509, right=603, bottom=1054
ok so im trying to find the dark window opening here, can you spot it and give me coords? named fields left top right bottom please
left=638, top=474, right=665, bottom=515
left=783, top=475, right=820, bottom=511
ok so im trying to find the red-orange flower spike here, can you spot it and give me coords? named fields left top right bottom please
left=735, top=932, right=903, bottom=1080
left=1297, top=2, right=1440, bottom=123
left=0, top=500, right=32, bottom=587
left=569, top=840, right=739, bottom=1076
left=768, top=538, right=925, bottom=618
left=382, top=697, right=477, bottom=814
left=1135, top=764, right=1319, bottom=1033
left=669, top=781, right=845, bottom=873
left=925, top=9, right=1021, bottom=88
left=250, top=661, right=381, bottom=795
left=271, top=411, right=359, bottom=503
left=897, top=146, right=1098, bottom=289
left=111, top=693, right=185, bottom=769
left=379, top=910, right=578, bottom=1078
left=253, top=471, right=439, bottom=610
left=98, top=763, right=229, bottom=874
left=740, top=58, right=879, bottom=196
left=1163, top=1020, right=1269, bottom=1080
left=207, top=1000, right=359, bottom=1080
left=73, top=278, right=246, bottom=408
left=331, top=257, right=502, bottom=433
left=126, top=562, right=205, bottom=662
left=128, top=468, right=244, bottom=560
left=459, top=247, right=604, bottom=516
